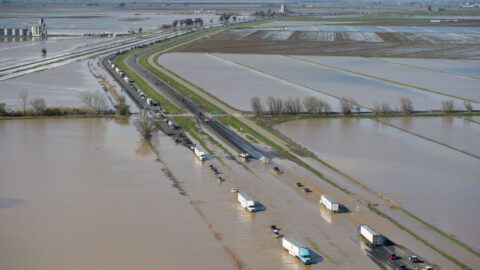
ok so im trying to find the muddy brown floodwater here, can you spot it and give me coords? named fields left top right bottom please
left=275, top=117, right=480, bottom=252
left=0, top=118, right=232, bottom=270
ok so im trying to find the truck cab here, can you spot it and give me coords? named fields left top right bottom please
left=299, top=248, right=312, bottom=265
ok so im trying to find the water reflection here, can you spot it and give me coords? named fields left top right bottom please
left=135, top=138, right=159, bottom=157
left=441, top=116, right=453, bottom=125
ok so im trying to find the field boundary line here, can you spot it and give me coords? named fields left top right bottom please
left=369, top=57, right=480, bottom=80
left=374, top=118, right=480, bottom=159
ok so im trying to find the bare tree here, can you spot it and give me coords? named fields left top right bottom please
left=464, top=100, right=473, bottom=112
left=29, top=97, right=46, bottom=115
left=340, top=97, right=357, bottom=115
left=323, top=101, right=331, bottom=113
left=135, top=115, right=157, bottom=140
left=251, top=96, right=264, bottom=117
left=442, top=100, right=455, bottom=113
left=284, top=98, right=301, bottom=114
left=303, top=96, right=321, bottom=114
left=18, top=89, right=29, bottom=115
left=266, top=96, right=283, bottom=115
left=79, top=91, right=108, bottom=113
left=292, top=98, right=302, bottom=114
left=372, top=102, right=381, bottom=114
left=381, top=102, right=392, bottom=114
left=399, top=97, right=413, bottom=114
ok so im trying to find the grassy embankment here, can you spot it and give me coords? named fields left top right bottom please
left=114, top=52, right=180, bottom=114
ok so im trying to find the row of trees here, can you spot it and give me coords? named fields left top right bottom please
left=251, top=96, right=475, bottom=116
left=0, top=90, right=128, bottom=117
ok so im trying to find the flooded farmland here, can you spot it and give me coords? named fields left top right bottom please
left=0, top=118, right=233, bottom=270
left=384, top=116, right=480, bottom=157
left=296, top=55, right=480, bottom=102
left=275, top=117, right=480, bottom=252
left=215, top=53, right=454, bottom=111
left=157, top=52, right=341, bottom=111
left=0, top=60, right=107, bottom=110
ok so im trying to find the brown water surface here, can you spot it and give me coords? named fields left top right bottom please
left=275, top=118, right=480, bottom=252
left=0, top=118, right=232, bottom=270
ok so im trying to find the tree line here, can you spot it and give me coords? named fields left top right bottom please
left=0, top=90, right=129, bottom=117
left=251, top=96, right=475, bottom=117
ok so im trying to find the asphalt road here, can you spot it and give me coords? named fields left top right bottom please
left=121, top=33, right=264, bottom=159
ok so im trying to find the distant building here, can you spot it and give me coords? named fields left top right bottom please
left=32, top=18, right=47, bottom=37
left=280, top=3, right=287, bottom=13
left=1, top=18, right=47, bottom=37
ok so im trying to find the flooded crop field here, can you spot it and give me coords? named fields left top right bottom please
left=215, top=53, right=456, bottom=111
left=0, top=60, right=108, bottom=110
left=296, top=55, right=480, bottom=102
left=384, top=116, right=480, bottom=157
left=157, top=52, right=341, bottom=111
left=0, top=7, right=221, bottom=35
left=0, top=37, right=109, bottom=69
left=0, top=118, right=233, bottom=270
left=274, top=117, right=480, bottom=252
left=375, top=57, right=480, bottom=78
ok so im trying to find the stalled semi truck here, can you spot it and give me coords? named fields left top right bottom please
left=282, top=237, right=312, bottom=265
left=358, top=224, right=382, bottom=247
left=320, top=195, right=339, bottom=213
left=193, top=146, right=206, bottom=161
left=237, top=192, right=258, bottom=212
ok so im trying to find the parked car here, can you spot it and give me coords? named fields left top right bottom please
left=273, top=231, right=281, bottom=238
left=295, top=182, right=303, bottom=187
left=303, top=187, right=312, bottom=193
left=422, top=267, right=433, bottom=270
left=270, top=225, right=278, bottom=232
left=409, top=255, right=418, bottom=263
left=396, top=264, right=406, bottom=270
left=231, top=187, right=238, bottom=193
left=217, top=176, right=225, bottom=182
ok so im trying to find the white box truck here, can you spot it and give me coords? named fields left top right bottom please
left=358, top=224, right=382, bottom=247
left=282, top=237, right=312, bottom=265
left=320, top=195, right=339, bottom=213
left=194, top=146, right=206, bottom=161
left=237, top=192, right=257, bottom=212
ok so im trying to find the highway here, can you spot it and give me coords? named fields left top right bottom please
left=102, top=25, right=263, bottom=159
left=124, top=47, right=264, bottom=159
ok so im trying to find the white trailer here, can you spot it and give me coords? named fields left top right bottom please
left=194, top=146, right=206, bottom=161
left=320, top=195, right=339, bottom=213
left=237, top=192, right=257, bottom=212
left=358, top=224, right=382, bottom=247
left=282, top=237, right=312, bottom=265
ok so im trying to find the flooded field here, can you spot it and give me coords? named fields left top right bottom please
left=157, top=52, right=341, bottom=111
left=296, top=55, right=480, bottom=103
left=0, top=118, right=233, bottom=270
left=384, top=116, right=480, bottom=157
left=0, top=60, right=108, bottom=110
left=0, top=37, right=110, bottom=69
left=376, top=58, right=480, bottom=78
left=0, top=7, right=221, bottom=35
left=274, top=117, right=480, bottom=252
left=216, top=53, right=453, bottom=111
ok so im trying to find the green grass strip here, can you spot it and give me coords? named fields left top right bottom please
left=114, top=53, right=180, bottom=114
left=139, top=53, right=223, bottom=114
